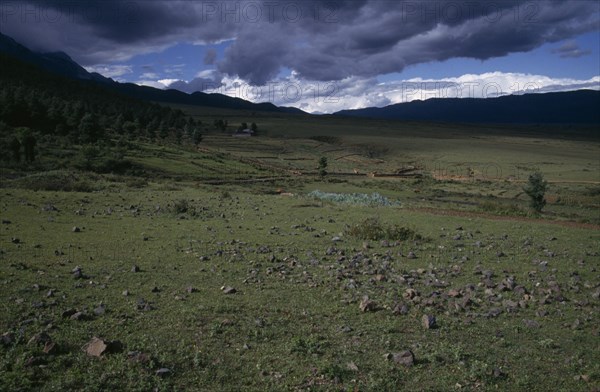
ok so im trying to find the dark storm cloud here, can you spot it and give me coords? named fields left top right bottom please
left=552, top=40, right=592, bottom=58
left=1, top=0, right=598, bottom=83
left=203, top=48, right=217, bottom=65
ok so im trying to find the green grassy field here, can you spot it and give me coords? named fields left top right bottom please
left=1, top=108, right=599, bottom=391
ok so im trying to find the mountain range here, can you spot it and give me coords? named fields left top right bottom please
left=1, top=32, right=598, bottom=124
left=0, top=33, right=304, bottom=115
left=334, top=90, right=600, bottom=124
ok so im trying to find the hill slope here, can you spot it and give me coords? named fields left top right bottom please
left=334, top=90, right=600, bottom=124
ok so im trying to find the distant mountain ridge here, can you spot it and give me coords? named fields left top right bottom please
left=0, top=33, right=304, bottom=114
left=334, top=90, right=600, bottom=124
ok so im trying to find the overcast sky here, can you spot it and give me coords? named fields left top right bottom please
left=1, top=0, right=599, bottom=112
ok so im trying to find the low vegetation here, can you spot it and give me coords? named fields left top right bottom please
left=0, top=57, right=598, bottom=391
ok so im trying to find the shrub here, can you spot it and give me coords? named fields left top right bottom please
left=125, top=177, right=148, bottom=189
left=478, top=201, right=528, bottom=216
left=2, top=172, right=98, bottom=192
left=345, top=217, right=422, bottom=241
left=523, top=172, right=547, bottom=213
left=308, top=190, right=399, bottom=206
left=318, top=157, right=328, bottom=177
left=172, top=199, right=191, bottom=214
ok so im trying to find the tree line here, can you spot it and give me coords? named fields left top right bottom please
left=0, top=54, right=204, bottom=166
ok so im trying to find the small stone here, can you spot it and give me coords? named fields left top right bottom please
left=1, top=332, right=15, bottom=346
left=374, top=274, right=386, bottom=282
left=24, top=356, right=45, bottom=367
left=84, top=337, right=122, bottom=357
left=156, top=368, right=172, bottom=378
left=70, top=311, right=86, bottom=321
left=43, top=341, right=57, bottom=354
left=332, top=236, right=343, bottom=242
left=492, top=367, right=505, bottom=378
left=422, top=314, right=437, bottom=329
left=151, top=286, right=160, bottom=293
left=72, top=226, right=81, bottom=233
left=523, top=319, right=540, bottom=329
left=128, top=351, right=152, bottom=364
left=359, top=296, right=377, bottom=312
left=85, top=337, right=108, bottom=357
left=186, top=286, right=197, bottom=294
left=28, top=332, right=51, bottom=346
left=407, top=251, right=417, bottom=259
left=392, top=303, right=409, bottom=315
left=386, top=350, right=414, bottom=367
left=487, top=308, right=502, bottom=318
left=131, top=265, right=140, bottom=273
left=94, top=305, right=106, bottom=316
left=347, top=361, right=359, bottom=372
left=403, top=288, right=418, bottom=300
left=122, top=290, right=129, bottom=296
left=61, top=308, right=77, bottom=318
left=221, top=286, right=236, bottom=294
left=11, top=237, right=20, bottom=244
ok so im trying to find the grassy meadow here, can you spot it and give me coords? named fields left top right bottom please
left=1, top=108, right=599, bottom=391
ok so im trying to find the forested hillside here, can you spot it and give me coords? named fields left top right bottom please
left=0, top=54, right=200, bottom=171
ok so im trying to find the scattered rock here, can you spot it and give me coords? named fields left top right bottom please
left=72, top=266, right=84, bottom=279
left=70, top=311, right=87, bottom=321
left=72, top=226, right=81, bottom=233
left=127, top=351, right=152, bottom=364
left=523, top=319, right=540, bottom=329
left=131, top=265, right=140, bottom=273
left=61, top=308, right=78, bottom=318
left=1, top=332, right=15, bottom=346
left=84, top=337, right=122, bottom=357
left=487, top=308, right=502, bottom=318
left=136, top=298, right=153, bottom=311
left=94, top=305, right=106, bottom=316
left=43, top=341, right=58, bottom=354
left=347, top=361, right=359, bottom=372
left=221, top=286, right=237, bottom=294
left=155, top=368, right=172, bottom=378
left=403, top=288, right=419, bottom=300
left=448, top=289, right=461, bottom=298
left=392, top=303, right=409, bottom=315
left=359, top=296, right=377, bottom=312
left=385, top=350, right=415, bottom=367
left=28, top=332, right=51, bottom=346
left=24, top=356, right=45, bottom=367
left=422, top=314, right=437, bottom=329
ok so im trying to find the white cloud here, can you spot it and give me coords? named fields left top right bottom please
left=135, top=80, right=169, bottom=89
left=158, top=78, right=180, bottom=87
left=140, top=72, right=159, bottom=79
left=83, top=64, right=133, bottom=78
left=135, top=71, right=600, bottom=114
